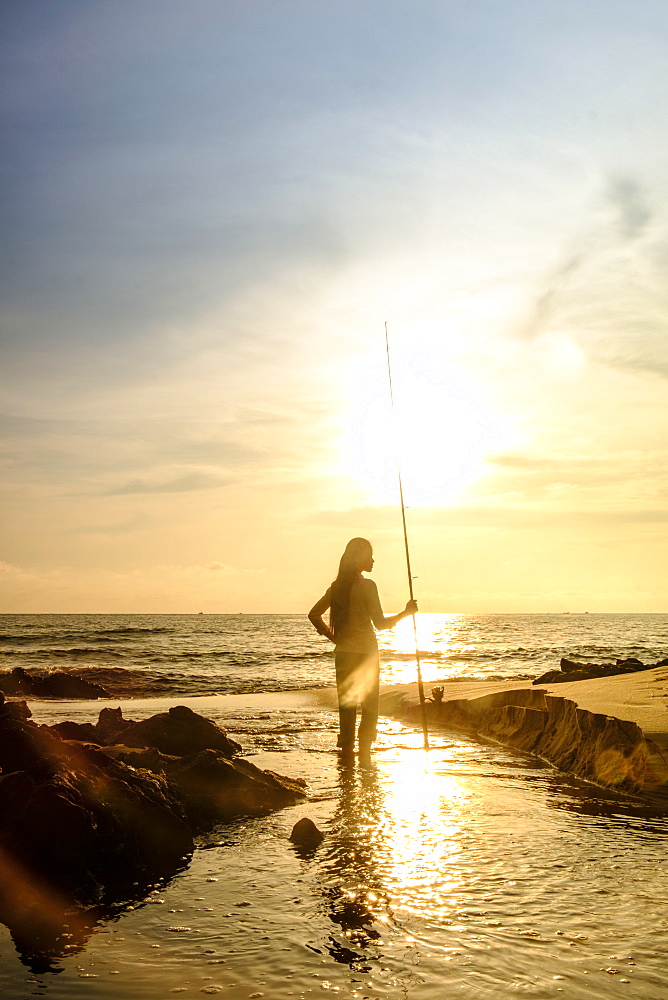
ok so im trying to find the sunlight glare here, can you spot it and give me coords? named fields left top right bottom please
left=378, top=613, right=461, bottom=686
left=340, top=353, right=513, bottom=507
left=378, top=748, right=471, bottom=910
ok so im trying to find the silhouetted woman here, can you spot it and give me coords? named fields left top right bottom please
left=309, top=537, right=417, bottom=760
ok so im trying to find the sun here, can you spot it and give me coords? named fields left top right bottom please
left=340, top=355, right=512, bottom=507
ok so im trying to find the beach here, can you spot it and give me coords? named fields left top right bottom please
left=2, top=659, right=668, bottom=1000
left=2, top=614, right=668, bottom=997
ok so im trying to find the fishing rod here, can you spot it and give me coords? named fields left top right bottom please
left=384, top=321, right=430, bottom=751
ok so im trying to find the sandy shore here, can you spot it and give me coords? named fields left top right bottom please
left=380, top=665, right=668, bottom=747
left=377, top=666, right=668, bottom=806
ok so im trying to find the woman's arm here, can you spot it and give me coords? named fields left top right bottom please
left=364, top=580, right=418, bottom=630
left=308, top=589, right=335, bottom=643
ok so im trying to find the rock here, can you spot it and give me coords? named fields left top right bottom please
left=47, top=721, right=101, bottom=743
left=290, top=817, right=325, bottom=849
left=533, top=670, right=565, bottom=685
left=96, top=705, right=133, bottom=743
left=102, top=744, right=306, bottom=829
left=33, top=673, right=109, bottom=699
left=0, top=667, right=109, bottom=700
left=538, top=656, right=663, bottom=685
left=0, top=696, right=31, bottom=723
left=0, top=702, right=307, bottom=967
left=164, top=751, right=306, bottom=829
left=112, top=704, right=242, bottom=758
left=0, top=714, right=194, bottom=897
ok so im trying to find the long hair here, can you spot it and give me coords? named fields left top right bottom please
left=330, top=537, right=372, bottom=640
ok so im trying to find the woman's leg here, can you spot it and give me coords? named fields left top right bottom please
left=335, top=652, right=358, bottom=755
left=357, top=657, right=380, bottom=754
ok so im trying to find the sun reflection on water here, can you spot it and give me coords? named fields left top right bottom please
left=378, top=613, right=465, bottom=686
left=318, top=736, right=475, bottom=958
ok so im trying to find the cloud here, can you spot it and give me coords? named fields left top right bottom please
left=608, top=175, right=651, bottom=240
left=103, top=470, right=228, bottom=496
left=413, top=505, right=668, bottom=530
left=66, top=514, right=151, bottom=536
left=517, top=250, right=588, bottom=341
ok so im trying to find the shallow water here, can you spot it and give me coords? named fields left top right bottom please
left=2, top=695, right=667, bottom=999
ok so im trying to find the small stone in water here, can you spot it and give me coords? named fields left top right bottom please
left=166, top=926, right=192, bottom=933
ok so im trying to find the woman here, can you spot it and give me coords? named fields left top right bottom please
left=308, top=537, right=417, bottom=760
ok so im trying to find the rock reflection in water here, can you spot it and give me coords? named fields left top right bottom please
left=1, top=868, right=181, bottom=975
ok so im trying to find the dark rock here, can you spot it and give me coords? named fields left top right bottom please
left=34, top=673, right=109, bottom=699
left=533, top=670, right=565, bottom=685
left=0, top=667, right=109, bottom=700
left=0, top=667, right=32, bottom=697
left=100, top=742, right=307, bottom=829
left=171, top=751, right=305, bottom=827
left=290, top=817, right=325, bottom=849
left=658, top=657, right=668, bottom=667
left=0, top=697, right=31, bottom=722
left=544, top=656, right=661, bottom=684
left=47, top=721, right=101, bottom=743
left=96, top=705, right=132, bottom=743
left=113, top=704, right=242, bottom=758
left=0, top=702, right=307, bottom=968
left=101, top=743, right=175, bottom=771
left=0, top=714, right=193, bottom=899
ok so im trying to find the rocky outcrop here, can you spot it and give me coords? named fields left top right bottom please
left=111, top=704, right=243, bottom=757
left=381, top=686, right=668, bottom=807
left=0, top=666, right=109, bottom=699
left=534, top=655, right=668, bottom=685
left=0, top=698, right=306, bottom=965
left=102, top=743, right=307, bottom=829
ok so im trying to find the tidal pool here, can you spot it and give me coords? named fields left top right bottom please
left=1, top=698, right=667, bottom=999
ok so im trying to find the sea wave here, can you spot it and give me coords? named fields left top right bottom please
left=0, top=663, right=536, bottom=701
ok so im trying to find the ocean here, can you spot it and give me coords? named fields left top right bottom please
left=2, top=612, right=667, bottom=698
left=1, top=613, right=668, bottom=999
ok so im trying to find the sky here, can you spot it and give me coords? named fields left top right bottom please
left=1, top=0, right=667, bottom=614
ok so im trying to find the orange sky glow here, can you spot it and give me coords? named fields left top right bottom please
left=1, top=1, right=666, bottom=613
